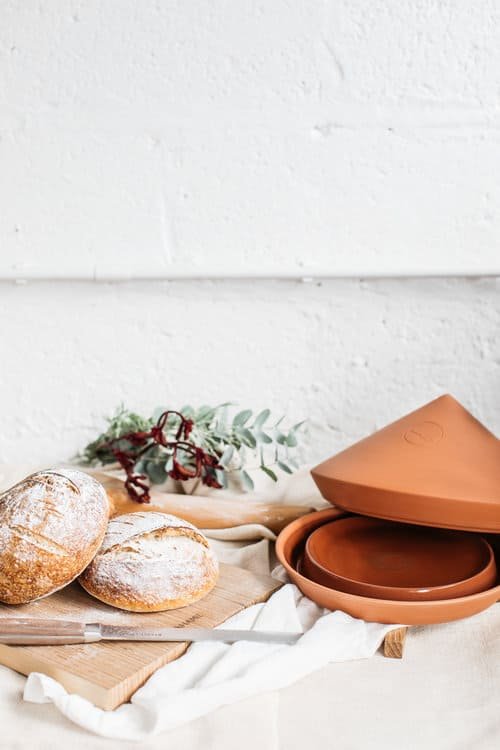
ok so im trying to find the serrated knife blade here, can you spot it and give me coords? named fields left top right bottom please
left=0, top=618, right=302, bottom=646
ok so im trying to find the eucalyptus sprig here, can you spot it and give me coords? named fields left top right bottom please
left=81, top=404, right=305, bottom=501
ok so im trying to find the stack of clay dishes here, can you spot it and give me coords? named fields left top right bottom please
left=276, top=395, right=500, bottom=624
left=301, top=516, right=496, bottom=601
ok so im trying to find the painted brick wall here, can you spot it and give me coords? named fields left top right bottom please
left=1, top=277, right=498, bottom=464
left=1, top=3, right=499, bottom=465
left=1, top=1, right=500, bottom=277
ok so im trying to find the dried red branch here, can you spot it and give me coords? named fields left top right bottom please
left=103, top=410, right=222, bottom=502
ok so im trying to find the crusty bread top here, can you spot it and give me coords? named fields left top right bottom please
left=80, top=511, right=219, bottom=608
left=0, top=468, right=109, bottom=561
left=98, top=510, right=209, bottom=554
left=0, top=468, right=109, bottom=603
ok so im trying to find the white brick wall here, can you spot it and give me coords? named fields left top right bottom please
left=1, top=277, right=498, bottom=465
left=1, top=0, right=500, bottom=277
left=1, top=3, right=499, bottom=463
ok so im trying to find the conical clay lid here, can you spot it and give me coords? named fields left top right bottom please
left=311, top=395, right=500, bottom=533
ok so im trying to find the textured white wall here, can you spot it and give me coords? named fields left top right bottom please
left=1, top=3, right=499, bottom=466
left=0, top=277, right=498, bottom=465
left=1, top=1, right=500, bottom=278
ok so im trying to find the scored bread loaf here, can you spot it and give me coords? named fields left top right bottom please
left=79, top=511, right=219, bottom=612
left=0, top=468, right=109, bottom=604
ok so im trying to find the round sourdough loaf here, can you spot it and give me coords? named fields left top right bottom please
left=79, top=511, right=219, bottom=612
left=0, top=468, right=109, bottom=604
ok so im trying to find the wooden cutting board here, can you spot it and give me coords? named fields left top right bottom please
left=0, top=564, right=281, bottom=710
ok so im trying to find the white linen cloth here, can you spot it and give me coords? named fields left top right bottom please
left=0, top=463, right=393, bottom=739
left=23, top=586, right=395, bottom=740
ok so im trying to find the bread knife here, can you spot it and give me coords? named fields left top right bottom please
left=0, top=618, right=302, bottom=646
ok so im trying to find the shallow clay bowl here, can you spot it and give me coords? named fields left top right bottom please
left=302, top=516, right=496, bottom=602
left=275, top=508, right=500, bottom=625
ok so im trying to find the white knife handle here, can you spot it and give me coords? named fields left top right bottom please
left=0, top=618, right=99, bottom=645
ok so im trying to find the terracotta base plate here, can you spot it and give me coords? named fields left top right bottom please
left=303, top=516, right=496, bottom=601
left=276, top=508, right=500, bottom=625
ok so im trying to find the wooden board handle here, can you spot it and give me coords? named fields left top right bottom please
left=0, top=618, right=87, bottom=645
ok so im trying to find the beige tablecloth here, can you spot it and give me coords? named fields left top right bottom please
left=0, top=465, right=499, bottom=749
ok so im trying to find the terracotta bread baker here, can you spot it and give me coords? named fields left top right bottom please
left=79, top=511, right=219, bottom=612
left=0, top=468, right=109, bottom=604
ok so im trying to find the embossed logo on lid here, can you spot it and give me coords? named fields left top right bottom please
left=404, top=421, right=444, bottom=446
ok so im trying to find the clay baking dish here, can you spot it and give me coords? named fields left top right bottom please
left=302, top=516, right=497, bottom=601
left=275, top=507, right=500, bottom=624
left=311, top=395, right=500, bottom=533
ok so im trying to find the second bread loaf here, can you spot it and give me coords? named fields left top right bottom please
left=79, top=511, right=219, bottom=612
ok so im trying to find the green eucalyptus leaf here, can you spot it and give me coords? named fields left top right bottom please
left=134, top=458, right=147, bottom=475
left=233, top=409, right=252, bottom=427
left=214, top=401, right=233, bottom=412
left=240, top=428, right=257, bottom=449
left=219, top=445, right=235, bottom=468
left=277, top=461, right=293, bottom=474
left=196, top=405, right=215, bottom=421
left=256, top=431, right=273, bottom=444
left=260, top=465, right=278, bottom=482
left=238, top=444, right=246, bottom=465
left=253, top=409, right=270, bottom=429
left=180, top=405, right=195, bottom=418
left=286, top=431, right=298, bottom=447
left=146, top=462, right=168, bottom=484
left=240, top=469, right=255, bottom=491
left=215, top=468, right=228, bottom=489
left=292, top=420, right=306, bottom=432
left=276, top=433, right=288, bottom=446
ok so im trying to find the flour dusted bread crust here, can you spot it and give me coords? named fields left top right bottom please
left=0, top=468, right=109, bottom=604
left=79, top=512, right=219, bottom=612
